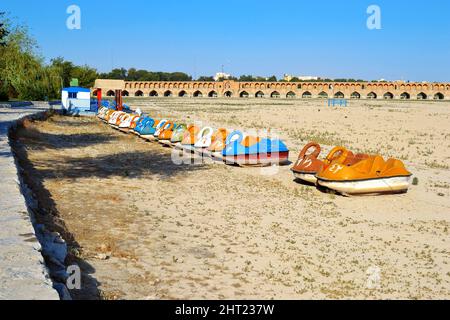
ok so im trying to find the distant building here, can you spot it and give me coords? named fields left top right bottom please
left=214, top=72, right=231, bottom=81
left=283, top=74, right=320, bottom=81
left=61, top=87, right=94, bottom=114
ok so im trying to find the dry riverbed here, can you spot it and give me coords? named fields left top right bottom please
left=11, top=98, right=450, bottom=299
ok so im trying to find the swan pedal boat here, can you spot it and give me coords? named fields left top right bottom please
left=108, top=111, right=125, bottom=129
left=132, top=116, right=151, bottom=136
left=103, top=109, right=116, bottom=123
left=118, top=114, right=140, bottom=133
left=316, top=155, right=412, bottom=196
left=157, top=122, right=180, bottom=147
left=194, top=127, right=215, bottom=157
left=141, top=119, right=166, bottom=141
left=181, top=125, right=200, bottom=153
left=153, top=121, right=175, bottom=142
left=159, top=123, right=187, bottom=148
left=291, top=143, right=369, bottom=184
left=139, top=119, right=162, bottom=140
left=222, top=131, right=289, bottom=167
left=196, top=128, right=228, bottom=160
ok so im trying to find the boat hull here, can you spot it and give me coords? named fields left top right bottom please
left=293, top=172, right=318, bottom=184
left=118, top=127, right=131, bottom=133
left=159, top=139, right=173, bottom=147
left=181, top=144, right=196, bottom=153
left=211, top=152, right=224, bottom=161
left=223, top=151, right=289, bottom=166
left=141, top=135, right=157, bottom=141
left=195, top=147, right=212, bottom=158
left=317, top=176, right=411, bottom=195
left=172, top=142, right=183, bottom=150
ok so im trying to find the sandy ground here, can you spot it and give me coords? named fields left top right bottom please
left=11, top=98, right=450, bottom=300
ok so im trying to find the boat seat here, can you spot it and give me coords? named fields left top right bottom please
left=242, top=136, right=261, bottom=147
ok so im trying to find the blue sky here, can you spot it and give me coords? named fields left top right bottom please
left=2, top=0, right=450, bottom=81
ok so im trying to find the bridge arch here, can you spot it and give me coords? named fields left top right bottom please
left=135, top=90, right=143, bottom=97
left=106, top=90, right=115, bottom=97
left=334, top=91, right=345, bottom=98
left=383, top=92, right=394, bottom=99
left=286, top=91, right=296, bottom=98
left=417, top=92, right=427, bottom=100
left=434, top=92, right=444, bottom=100
left=367, top=92, right=377, bottom=99
left=178, top=90, right=188, bottom=97
left=208, top=90, right=218, bottom=98
left=240, top=91, right=249, bottom=98
left=350, top=91, right=360, bottom=99
left=122, top=90, right=129, bottom=97
left=149, top=90, right=158, bottom=97
left=255, top=91, right=265, bottom=98
left=224, top=91, right=233, bottom=97
left=302, top=91, right=312, bottom=98
left=318, top=91, right=328, bottom=99
left=164, top=90, right=173, bottom=97
left=270, top=91, right=280, bottom=98
left=400, top=92, right=410, bottom=99
left=193, top=90, right=203, bottom=97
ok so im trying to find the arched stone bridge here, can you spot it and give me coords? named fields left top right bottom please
left=94, top=79, right=450, bottom=100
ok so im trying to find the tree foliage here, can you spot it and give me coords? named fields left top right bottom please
left=98, top=68, right=192, bottom=82
left=50, top=57, right=98, bottom=88
left=197, top=76, right=214, bottom=81
left=0, top=12, right=9, bottom=47
left=238, top=75, right=278, bottom=82
left=0, top=14, right=60, bottom=100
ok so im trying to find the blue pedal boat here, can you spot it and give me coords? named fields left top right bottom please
left=140, top=119, right=167, bottom=140
left=222, top=131, right=290, bottom=166
left=134, top=117, right=154, bottom=136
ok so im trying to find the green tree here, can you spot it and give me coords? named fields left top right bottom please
left=168, top=72, right=192, bottom=81
left=197, top=76, right=214, bottom=81
left=71, top=65, right=98, bottom=88
left=99, top=68, right=127, bottom=80
left=0, top=15, right=61, bottom=100
left=0, top=12, right=9, bottom=47
left=50, top=57, right=74, bottom=87
left=239, top=75, right=255, bottom=82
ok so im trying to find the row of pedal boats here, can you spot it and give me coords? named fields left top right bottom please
left=97, top=107, right=413, bottom=196
left=97, top=107, right=290, bottom=166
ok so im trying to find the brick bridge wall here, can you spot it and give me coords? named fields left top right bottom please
left=94, top=79, right=450, bottom=100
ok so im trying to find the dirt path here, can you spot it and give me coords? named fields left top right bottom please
left=11, top=99, right=450, bottom=299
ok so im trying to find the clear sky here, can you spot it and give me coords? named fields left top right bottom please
left=2, top=0, right=450, bottom=81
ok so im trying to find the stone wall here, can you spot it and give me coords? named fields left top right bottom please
left=0, top=106, right=61, bottom=300
left=94, top=79, right=450, bottom=100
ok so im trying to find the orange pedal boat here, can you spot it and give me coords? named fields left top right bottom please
left=316, top=155, right=412, bottom=196
left=291, top=143, right=368, bottom=184
left=181, top=125, right=200, bottom=152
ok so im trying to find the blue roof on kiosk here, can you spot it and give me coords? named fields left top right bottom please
left=62, top=87, right=91, bottom=93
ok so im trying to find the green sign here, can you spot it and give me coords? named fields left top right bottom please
left=70, top=78, right=79, bottom=87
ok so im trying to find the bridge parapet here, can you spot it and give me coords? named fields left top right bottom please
left=93, top=79, right=450, bottom=100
